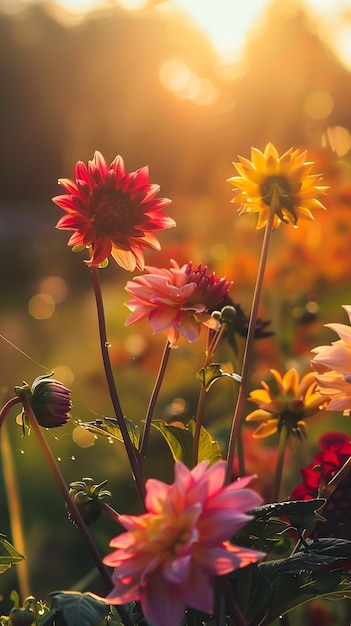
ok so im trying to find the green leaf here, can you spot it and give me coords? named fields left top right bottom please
left=41, top=592, right=109, bottom=626
left=251, top=498, right=326, bottom=531
left=151, top=420, right=193, bottom=467
left=151, top=419, right=221, bottom=468
left=233, top=516, right=289, bottom=553
left=187, top=419, right=222, bottom=465
left=80, top=416, right=140, bottom=449
left=244, top=538, right=351, bottom=624
left=0, top=534, right=25, bottom=573
left=196, top=363, right=241, bottom=392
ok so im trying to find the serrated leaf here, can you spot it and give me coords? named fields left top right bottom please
left=0, top=534, right=25, bottom=573
left=245, top=538, right=351, bottom=624
left=151, top=419, right=221, bottom=468
left=196, top=363, right=241, bottom=392
left=41, top=592, right=109, bottom=626
left=251, top=498, right=326, bottom=531
left=80, top=416, right=140, bottom=449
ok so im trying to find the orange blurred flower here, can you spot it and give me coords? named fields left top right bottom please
left=246, top=368, right=330, bottom=438
left=228, top=142, right=327, bottom=229
left=53, top=151, right=175, bottom=270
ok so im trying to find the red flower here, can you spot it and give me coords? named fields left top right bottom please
left=292, top=432, right=351, bottom=500
left=53, top=151, right=175, bottom=270
left=291, top=432, right=351, bottom=539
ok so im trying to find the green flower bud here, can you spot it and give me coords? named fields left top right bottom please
left=68, top=477, right=112, bottom=526
left=8, top=608, right=35, bottom=626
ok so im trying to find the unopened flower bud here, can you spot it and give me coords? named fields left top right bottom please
left=68, top=477, right=112, bottom=526
left=17, top=373, right=72, bottom=429
left=8, top=608, right=35, bottom=626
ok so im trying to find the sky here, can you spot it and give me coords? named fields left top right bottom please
left=6, top=0, right=351, bottom=69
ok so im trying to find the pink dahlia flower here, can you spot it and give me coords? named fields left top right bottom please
left=53, top=151, right=175, bottom=271
left=311, top=305, right=351, bottom=412
left=124, top=260, right=232, bottom=347
left=104, top=460, right=264, bottom=626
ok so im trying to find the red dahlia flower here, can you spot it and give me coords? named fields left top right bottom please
left=124, top=260, right=232, bottom=347
left=291, top=432, right=351, bottom=539
left=53, top=151, right=175, bottom=270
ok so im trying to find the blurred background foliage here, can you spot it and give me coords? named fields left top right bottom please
left=1, top=0, right=351, bottom=622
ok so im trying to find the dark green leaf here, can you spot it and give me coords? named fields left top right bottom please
left=80, top=416, right=140, bottom=449
left=244, top=538, right=351, bottom=624
left=251, top=498, right=326, bottom=531
left=41, top=592, right=109, bottom=626
left=0, top=534, right=25, bottom=573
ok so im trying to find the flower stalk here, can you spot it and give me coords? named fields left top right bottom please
left=192, top=324, right=226, bottom=466
left=272, top=423, right=289, bottom=502
left=225, top=191, right=276, bottom=485
left=90, top=265, right=145, bottom=500
left=16, top=388, right=113, bottom=592
left=139, top=339, right=171, bottom=457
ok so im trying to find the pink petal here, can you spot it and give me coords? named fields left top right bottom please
left=140, top=571, right=186, bottom=626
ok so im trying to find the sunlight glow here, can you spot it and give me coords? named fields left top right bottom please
left=14, top=0, right=351, bottom=71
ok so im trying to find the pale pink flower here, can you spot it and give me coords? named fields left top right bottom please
left=104, top=460, right=264, bottom=626
left=124, top=260, right=232, bottom=347
left=311, top=305, right=351, bottom=412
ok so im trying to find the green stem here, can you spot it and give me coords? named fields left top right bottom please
left=192, top=386, right=206, bottom=467
left=90, top=266, right=145, bottom=500
left=139, top=340, right=171, bottom=457
left=1, top=420, right=30, bottom=599
left=192, top=325, right=226, bottom=467
left=17, top=390, right=113, bottom=591
left=225, top=203, right=275, bottom=486
left=272, top=424, right=289, bottom=502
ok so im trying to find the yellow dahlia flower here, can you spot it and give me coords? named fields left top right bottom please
left=246, top=368, right=330, bottom=438
left=228, top=143, right=328, bottom=229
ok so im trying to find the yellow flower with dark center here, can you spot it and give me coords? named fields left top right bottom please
left=246, top=368, right=330, bottom=439
left=228, top=143, right=328, bottom=229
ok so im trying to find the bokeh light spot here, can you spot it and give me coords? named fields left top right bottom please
left=39, top=276, right=69, bottom=303
left=28, top=293, right=55, bottom=319
left=326, top=126, right=351, bottom=156
left=124, top=333, right=147, bottom=358
left=72, top=425, right=95, bottom=448
left=159, top=58, right=218, bottom=106
left=52, top=365, right=75, bottom=387
left=304, top=89, right=334, bottom=120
